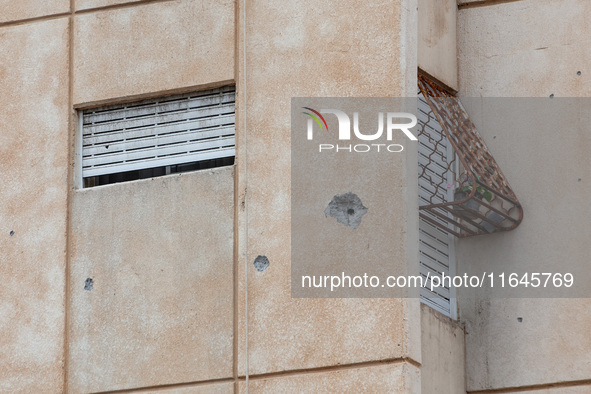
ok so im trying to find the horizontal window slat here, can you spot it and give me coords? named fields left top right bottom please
left=419, top=242, right=450, bottom=272
left=83, top=104, right=235, bottom=136
left=83, top=85, right=234, bottom=114
left=419, top=279, right=451, bottom=300
left=419, top=290, right=451, bottom=314
left=82, top=147, right=235, bottom=178
left=419, top=223, right=449, bottom=249
left=83, top=91, right=234, bottom=125
left=419, top=275, right=451, bottom=298
left=83, top=136, right=235, bottom=168
left=418, top=143, right=449, bottom=169
left=83, top=116, right=234, bottom=147
left=418, top=117, right=448, bottom=144
left=419, top=179, right=448, bottom=203
left=83, top=125, right=235, bottom=156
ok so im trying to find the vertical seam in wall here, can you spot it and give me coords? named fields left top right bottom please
left=404, top=0, right=420, bottom=365
left=243, top=0, right=249, bottom=391
left=232, top=0, right=239, bottom=392
left=64, top=0, right=75, bottom=392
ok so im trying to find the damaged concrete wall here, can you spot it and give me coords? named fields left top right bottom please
left=0, top=0, right=447, bottom=391
left=68, top=168, right=234, bottom=392
left=458, top=0, right=591, bottom=97
left=458, top=0, right=591, bottom=392
left=0, top=0, right=236, bottom=391
left=68, top=1, right=236, bottom=391
left=0, top=18, right=69, bottom=393
left=235, top=0, right=423, bottom=390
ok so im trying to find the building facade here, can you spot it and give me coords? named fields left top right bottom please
left=0, top=0, right=589, bottom=392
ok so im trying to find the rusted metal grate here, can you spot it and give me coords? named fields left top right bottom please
left=417, top=74, right=523, bottom=237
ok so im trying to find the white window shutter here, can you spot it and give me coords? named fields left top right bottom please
left=81, top=86, right=236, bottom=179
left=418, top=91, right=456, bottom=318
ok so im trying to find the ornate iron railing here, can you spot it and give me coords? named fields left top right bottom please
left=417, top=73, right=523, bottom=237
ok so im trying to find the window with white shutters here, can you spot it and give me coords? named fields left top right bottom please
left=416, top=72, right=523, bottom=318
left=79, top=85, right=235, bottom=187
left=418, top=90, right=456, bottom=318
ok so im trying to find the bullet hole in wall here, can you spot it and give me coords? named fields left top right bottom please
left=9, top=230, right=14, bottom=236
left=254, top=255, right=270, bottom=272
left=325, top=192, right=368, bottom=229
left=84, top=278, right=94, bottom=291
left=549, top=94, right=555, bottom=99
left=577, top=71, right=582, bottom=76
left=517, top=317, right=523, bottom=323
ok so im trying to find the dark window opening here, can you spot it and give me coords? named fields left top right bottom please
left=83, top=156, right=234, bottom=188
left=79, top=86, right=236, bottom=188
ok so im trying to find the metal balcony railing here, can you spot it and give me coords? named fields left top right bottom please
left=417, top=73, right=523, bottom=237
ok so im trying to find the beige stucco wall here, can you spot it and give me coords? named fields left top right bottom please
left=509, top=386, right=591, bottom=394
left=0, top=0, right=238, bottom=391
left=235, top=0, right=422, bottom=383
left=420, top=305, right=465, bottom=394
left=0, top=18, right=69, bottom=393
left=143, top=382, right=235, bottom=394
left=72, top=0, right=235, bottom=106
left=0, top=0, right=69, bottom=23
left=458, top=0, right=591, bottom=97
left=418, top=2, right=466, bottom=393
left=68, top=168, right=235, bottom=392
left=68, top=1, right=237, bottom=391
left=458, top=0, right=591, bottom=392
left=240, top=362, right=421, bottom=393
left=0, top=0, right=431, bottom=392
left=418, top=0, right=458, bottom=90
left=66, top=382, right=236, bottom=394
left=75, top=0, right=158, bottom=11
